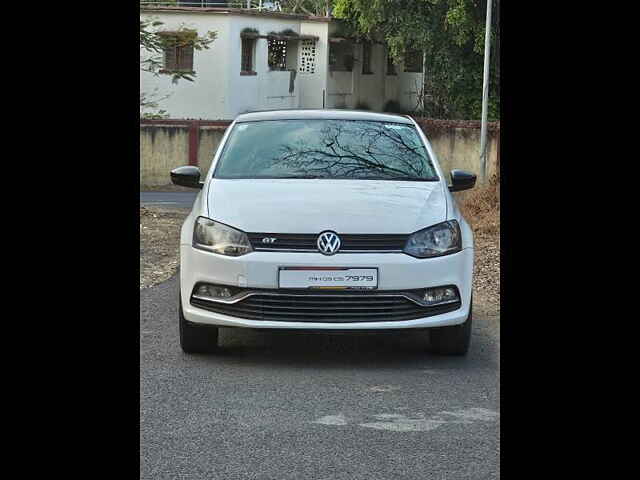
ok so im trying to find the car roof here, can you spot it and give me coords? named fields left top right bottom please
left=234, top=109, right=414, bottom=125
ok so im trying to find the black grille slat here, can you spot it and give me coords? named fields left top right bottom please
left=247, top=233, right=408, bottom=252
left=212, top=307, right=419, bottom=318
left=252, top=298, right=407, bottom=307
left=243, top=302, right=417, bottom=313
left=191, top=291, right=460, bottom=323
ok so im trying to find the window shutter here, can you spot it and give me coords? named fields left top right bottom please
left=180, top=45, right=194, bottom=71
left=241, top=39, right=254, bottom=72
left=164, top=46, right=177, bottom=71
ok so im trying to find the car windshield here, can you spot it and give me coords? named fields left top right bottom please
left=213, top=119, right=439, bottom=181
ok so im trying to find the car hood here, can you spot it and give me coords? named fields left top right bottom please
left=206, top=179, right=447, bottom=234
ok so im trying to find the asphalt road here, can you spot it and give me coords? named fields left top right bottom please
left=140, top=276, right=500, bottom=480
left=140, top=192, right=199, bottom=209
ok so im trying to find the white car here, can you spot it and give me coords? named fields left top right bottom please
left=172, top=110, right=476, bottom=355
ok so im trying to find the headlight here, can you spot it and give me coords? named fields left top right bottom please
left=404, top=220, right=461, bottom=258
left=193, top=217, right=253, bottom=256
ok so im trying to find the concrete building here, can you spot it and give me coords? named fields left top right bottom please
left=140, top=3, right=425, bottom=119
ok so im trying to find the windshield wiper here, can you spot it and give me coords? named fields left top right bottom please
left=354, top=175, right=439, bottom=181
left=276, top=175, right=325, bottom=179
left=392, top=177, right=439, bottom=181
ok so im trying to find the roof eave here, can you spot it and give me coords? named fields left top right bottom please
left=139, top=6, right=333, bottom=22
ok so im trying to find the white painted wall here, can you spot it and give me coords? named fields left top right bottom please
left=298, top=21, right=330, bottom=109
left=325, top=40, right=425, bottom=113
left=397, top=70, right=424, bottom=112
left=326, top=70, right=353, bottom=108
left=354, top=43, right=386, bottom=111
left=140, top=12, right=231, bottom=119
left=224, top=14, right=305, bottom=117
left=384, top=75, right=399, bottom=108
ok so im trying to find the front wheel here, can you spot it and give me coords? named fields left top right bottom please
left=428, top=299, right=472, bottom=356
left=179, top=296, right=219, bottom=354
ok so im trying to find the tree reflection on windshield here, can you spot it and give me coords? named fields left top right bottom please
left=215, top=119, right=439, bottom=181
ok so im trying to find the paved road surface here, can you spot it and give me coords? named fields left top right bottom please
left=141, top=276, right=500, bottom=480
left=140, top=192, right=199, bottom=209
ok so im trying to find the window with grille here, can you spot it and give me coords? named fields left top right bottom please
left=268, top=38, right=288, bottom=71
left=362, top=43, right=373, bottom=74
left=386, top=51, right=397, bottom=76
left=241, top=38, right=255, bottom=73
left=161, top=35, right=194, bottom=73
left=298, top=40, right=316, bottom=74
left=404, top=50, right=423, bottom=73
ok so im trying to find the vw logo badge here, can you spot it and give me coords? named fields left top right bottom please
left=317, top=231, right=341, bottom=255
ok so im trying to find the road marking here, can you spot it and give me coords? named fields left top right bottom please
left=312, top=407, right=499, bottom=432
left=439, top=407, right=500, bottom=422
left=368, top=385, right=400, bottom=392
left=313, top=414, right=347, bottom=426
left=360, top=415, right=445, bottom=432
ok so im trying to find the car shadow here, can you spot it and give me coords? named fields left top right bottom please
left=191, top=323, right=498, bottom=370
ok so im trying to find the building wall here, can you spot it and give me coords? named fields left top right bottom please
left=397, top=70, right=424, bottom=112
left=140, top=125, right=190, bottom=187
left=140, top=11, right=332, bottom=118
left=140, top=123, right=227, bottom=186
left=425, top=128, right=500, bottom=181
left=325, top=40, right=424, bottom=113
left=326, top=70, right=353, bottom=108
left=197, top=126, right=228, bottom=175
left=140, top=12, right=231, bottom=119
left=354, top=43, right=386, bottom=111
left=224, top=14, right=304, bottom=117
left=384, top=74, right=399, bottom=108
left=297, top=21, right=330, bottom=109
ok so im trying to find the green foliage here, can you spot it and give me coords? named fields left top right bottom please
left=266, top=29, right=299, bottom=38
left=279, top=0, right=331, bottom=16
left=333, top=0, right=500, bottom=120
left=141, top=110, right=169, bottom=120
left=278, top=28, right=299, bottom=37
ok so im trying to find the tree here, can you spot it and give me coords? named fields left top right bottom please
left=279, top=1, right=331, bottom=16
left=333, top=0, right=500, bottom=120
left=140, top=13, right=216, bottom=117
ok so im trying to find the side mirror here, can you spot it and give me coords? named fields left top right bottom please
left=170, top=166, right=203, bottom=189
left=448, top=169, right=476, bottom=192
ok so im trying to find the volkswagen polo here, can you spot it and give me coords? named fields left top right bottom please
left=171, top=110, right=476, bottom=355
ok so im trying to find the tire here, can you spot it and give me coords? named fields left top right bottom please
left=179, top=295, right=219, bottom=354
left=428, top=299, right=472, bottom=356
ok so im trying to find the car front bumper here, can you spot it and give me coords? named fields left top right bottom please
left=180, top=247, right=473, bottom=330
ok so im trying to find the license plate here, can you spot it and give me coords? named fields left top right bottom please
left=278, top=267, right=378, bottom=289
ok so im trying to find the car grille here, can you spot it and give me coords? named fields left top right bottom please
left=191, top=290, right=460, bottom=323
left=247, top=233, right=409, bottom=253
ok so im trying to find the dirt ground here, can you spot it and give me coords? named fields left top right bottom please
left=140, top=184, right=195, bottom=192
left=471, top=231, right=500, bottom=318
left=140, top=207, right=189, bottom=290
